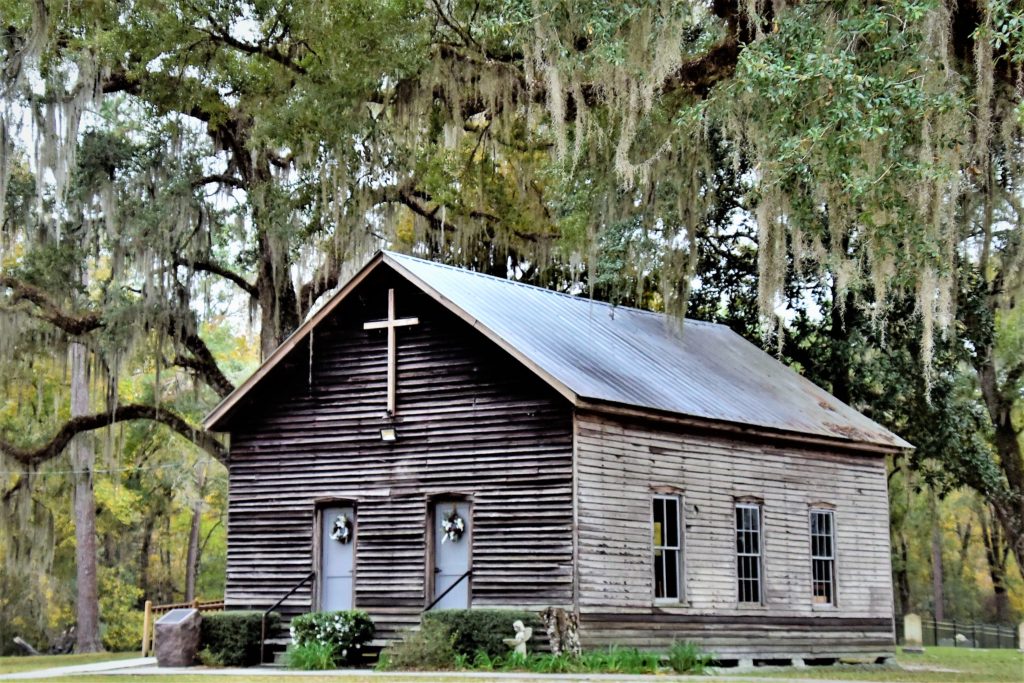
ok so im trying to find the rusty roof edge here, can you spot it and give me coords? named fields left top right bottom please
left=714, top=325, right=914, bottom=451
left=575, top=398, right=913, bottom=455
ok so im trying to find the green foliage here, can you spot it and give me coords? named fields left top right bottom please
left=288, top=611, right=374, bottom=665
left=98, top=569, right=143, bottom=652
left=285, top=641, right=338, bottom=671
left=198, top=611, right=278, bottom=667
left=461, top=647, right=663, bottom=674
left=666, top=641, right=713, bottom=674
left=379, top=619, right=456, bottom=670
left=420, top=609, right=541, bottom=659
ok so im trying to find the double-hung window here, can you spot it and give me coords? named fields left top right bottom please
left=810, top=509, right=836, bottom=605
left=652, top=495, right=682, bottom=601
left=735, top=503, right=763, bottom=603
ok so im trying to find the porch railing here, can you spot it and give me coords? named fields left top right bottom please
left=260, top=570, right=316, bottom=664
left=140, top=599, right=225, bottom=657
left=423, top=569, right=472, bottom=613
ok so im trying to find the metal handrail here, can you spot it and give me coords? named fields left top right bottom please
left=260, top=570, right=316, bottom=664
left=423, top=569, right=471, bottom=612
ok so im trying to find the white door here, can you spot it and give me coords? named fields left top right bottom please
left=431, top=500, right=471, bottom=609
left=320, top=506, right=355, bottom=610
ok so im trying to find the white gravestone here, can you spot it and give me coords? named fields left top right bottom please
left=902, top=613, right=924, bottom=654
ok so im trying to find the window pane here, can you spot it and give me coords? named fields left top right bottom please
left=736, top=504, right=762, bottom=603
left=654, top=546, right=666, bottom=598
left=810, top=511, right=835, bottom=605
left=665, top=498, right=679, bottom=548
left=665, top=549, right=679, bottom=599
left=653, top=496, right=683, bottom=601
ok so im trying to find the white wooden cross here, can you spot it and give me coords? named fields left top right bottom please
left=363, top=288, right=419, bottom=415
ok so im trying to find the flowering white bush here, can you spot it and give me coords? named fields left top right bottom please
left=289, top=610, right=375, bottom=665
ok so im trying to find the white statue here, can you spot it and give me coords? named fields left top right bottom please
left=502, top=619, right=533, bottom=656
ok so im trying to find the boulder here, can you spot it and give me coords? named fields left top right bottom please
left=155, top=608, right=201, bottom=667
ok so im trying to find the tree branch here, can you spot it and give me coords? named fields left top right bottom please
left=0, top=404, right=227, bottom=466
left=0, top=274, right=103, bottom=335
left=194, top=11, right=308, bottom=75
left=174, top=257, right=259, bottom=298
left=173, top=326, right=236, bottom=399
left=193, top=174, right=246, bottom=190
left=373, top=183, right=559, bottom=244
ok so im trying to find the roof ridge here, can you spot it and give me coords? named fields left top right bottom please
left=383, top=250, right=720, bottom=328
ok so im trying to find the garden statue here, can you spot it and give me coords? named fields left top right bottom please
left=503, top=620, right=533, bottom=656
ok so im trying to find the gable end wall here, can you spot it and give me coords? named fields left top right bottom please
left=224, top=273, right=574, bottom=639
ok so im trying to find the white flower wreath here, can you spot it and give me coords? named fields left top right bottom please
left=440, top=508, right=465, bottom=543
left=330, top=513, right=352, bottom=544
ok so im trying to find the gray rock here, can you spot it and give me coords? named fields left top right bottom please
left=155, top=608, right=201, bottom=667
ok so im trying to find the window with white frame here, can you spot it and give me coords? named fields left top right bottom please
left=652, top=495, right=682, bottom=601
left=810, top=509, right=836, bottom=605
left=735, top=503, right=763, bottom=603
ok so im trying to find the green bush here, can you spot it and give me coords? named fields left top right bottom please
left=379, top=619, right=456, bottom=670
left=285, top=641, right=338, bottom=670
left=98, top=569, right=144, bottom=652
left=199, top=610, right=279, bottom=667
left=289, top=610, right=374, bottom=665
left=453, top=647, right=663, bottom=674
left=666, top=640, right=713, bottom=674
left=421, top=609, right=541, bottom=659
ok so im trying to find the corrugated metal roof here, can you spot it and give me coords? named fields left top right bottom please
left=384, top=252, right=910, bottom=450
left=205, top=250, right=910, bottom=450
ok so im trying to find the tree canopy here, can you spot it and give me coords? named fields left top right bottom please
left=0, top=0, right=1022, bottom=649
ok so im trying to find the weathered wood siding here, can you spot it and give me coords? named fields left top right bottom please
left=574, top=411, right=895, bottom=659
left=223, top=268, right=574, bottom=638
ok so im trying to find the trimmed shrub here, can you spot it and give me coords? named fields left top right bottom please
left=199, top=610, right=279, bottom=667
left=289, top=610, right=375, bottom=665
left=421, top=609, right=542, bottom=659
left=378, top=618, right=456, bottom=670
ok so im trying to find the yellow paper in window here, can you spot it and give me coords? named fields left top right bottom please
left=654, top=521, right=662, bottom=546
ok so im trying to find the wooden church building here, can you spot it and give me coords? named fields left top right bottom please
left=204, top=250, right=911, bottom=662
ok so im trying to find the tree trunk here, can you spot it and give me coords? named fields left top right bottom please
left=256, top=249, right=300, bottom=359
left=896, top=534, right=912, bottom=616
left=930, top=490, right=944, bottom=621
left=138, top=513, right=155, bottom=603
left=975, top=346, right=1024, bottom=573
left=70, top=342, right=103, bottom=653
left=184, top=466, right=207, bottom=602
left=979, top=504, right=1010, bottom=623
left=828, top=284, right=854, bottom=404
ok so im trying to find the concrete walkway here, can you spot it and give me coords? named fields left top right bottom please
left=0, top=658, right=155, bottom=680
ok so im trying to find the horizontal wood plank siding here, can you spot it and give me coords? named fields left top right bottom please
left=224, top=269, right=573, bottom=638
left=574, top=411, right=895, bottom=658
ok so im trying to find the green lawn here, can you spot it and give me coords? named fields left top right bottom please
left=4, top=647, right=1021, bottom=682
left=729, top=647, right=1023, bottom=682
left=0, top=652, right=137, bottom=675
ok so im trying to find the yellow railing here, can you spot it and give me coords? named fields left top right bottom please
left=141, top=599, right=225, bottom=656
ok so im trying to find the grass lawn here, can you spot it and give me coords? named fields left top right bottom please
left=0, top=652, right=137, bottom=675
left=4, top=648, right=1021, bottom=682
left=729, top=647, right=1023, bottom=682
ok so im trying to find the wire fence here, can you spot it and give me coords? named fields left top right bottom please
left=895, top=616, right=1019, bottom=649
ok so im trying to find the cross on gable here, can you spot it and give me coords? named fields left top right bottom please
left=363, top=288, right=419, bottom=415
